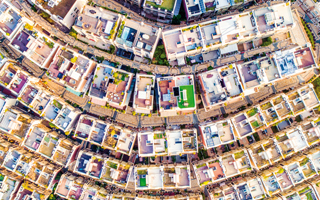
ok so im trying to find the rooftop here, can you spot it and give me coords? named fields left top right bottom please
left=0, top=1, right=22, bottom=36
left=43, top=0, right=77, bottom=18
left=133, top=74, right=155, bottom=113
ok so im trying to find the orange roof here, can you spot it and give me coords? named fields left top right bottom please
left=107, top=83, right=116, bottom=92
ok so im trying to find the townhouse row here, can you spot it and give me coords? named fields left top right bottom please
left=194, top=118, right=320, bottom=189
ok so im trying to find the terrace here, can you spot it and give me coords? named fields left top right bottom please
left=0, top=2, right=22, bottom=36
left=239, top=62, right=260, bottom=89
left=48, top=49, right=74, bottom=79
left=15, top=188, right=33, bottom=200
left=200, top=22, right=221, bottom=47
left=0, top=109, right=18, bottom=132
left=15, top=156, right=32, bottom=176
left=148, top=168, right=163, bottom=189
left=76, top=117, right=93, bottom=140
left=38, top=134, right=59, bottom=158
left=101, top=161, right=117, bottom=183
left=167, top=131, right=183, bottom=155
left=176, top=167, right=190, bottom=187
left=138, top=132, right=167, bottom=156
left=81, top=187, right=97, bottom=200
left=299, top=187, right=317, bottom=200
left=52, top=139, right=74, bottom=165
left=222, top=155, right=238, bottom=177
left=248, top=178, right=265, bottom=199
left=116, top=21, right=138, bottom=49
left=311, top=152, right=320, bottom=172
left=102, top=125, right=120, bottom=150
left=89, top=64, right=112, bottom=101
left=11, top=29, right=57, bottom=66
left=260, top=102, right=278, bottom=123
left=198, top=69, right=227, bottom=107
left=300, top=157, right=317, bottom=178
left=136, top=168, right=148, bottom=188
left=145, top=0, right=175, bottom=11
left=207, top=160, right=225, bottom=181
left=264, top=142, right=282, bottom=163
left=20, top=85, right=38, bottom=105
left=56, top=176, right=72, bottom=197
left=158, top=78, right=178, bottom=110
left=114, top=163, right=131, bottom=186
left=272, top=96, right=291, bottom=118
left=162, top=30, right=186, bottom=55
left=234, top=151, right=251, bottom=172
left=277, top=134, right=294, bottom=157
left=90, top=122, right=107, bottom=145
left=67, top=183, right=83, bottom=200
left=163, top=167, right=176, bottom=188
left=288, top=92, right=305, bottom=113
left=195, top=163, right=212, bottom=186
left=218, top=17, right=240, bottom=44
left=24, top=126, right=45, bottom=151
left=0, top=62, right=16, bottom=86
left=237, top=184, right=252, bottom=200
left=300, top=87, right=319, bottom=109
left=37, top=167, right=54, bottom=187
left=0, top=178, right=18, bottom=200
left=294, top=47, right=315, bottom=69
left=43, top=99, right=63, bottom=120
left=133, top=74, right=155, bottom=113
left=287, top=129, right=308, bottom=152
left=232, top=114, right=253, bottom=137
left=9, top=72, right=27, bottom=95
left=3, top=150, right=21, bottom=171
left=263, top=174, right=280, bottom=194
left=27, top=162, right=43, bottom=182
left=76, top=153, right=92, bottom=175
left=288, top=163, right=305, bottom=183
left=200, top=120, right=235, bottom=149
left=88, top=157, right=104, bottom=178
left=219, top=67, right=242, bottom=97
left=30, top=91, right=51, bottom=114
left=116, top=129, right=135, bottom=155
left=54, top=107, right=77, bottom=130
left=275, top=169, right=293, bottom=190
left=273, top=50, right=299, bottom=77
left=251, top=146, right=270, bottom=168
left=182, top=129, right=197, bottom=152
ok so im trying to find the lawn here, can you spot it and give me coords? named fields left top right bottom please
left=306, top=192, right=313, bottom=200
left=251, top=121, right=260, bottom=129
left=140, top=177, right=147, bottom=187
left=247, top=108, right=258, bottom=117
left=178, top=85, right=195, bottom=108
left=146, top=0, right=175, bottom=11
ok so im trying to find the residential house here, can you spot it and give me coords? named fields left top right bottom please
left=100, top=158, right=133, bottom=188
left=47, top=47, right=96, bottom=95
left=115, top=18, right=161, bottom=60
left=13, top=180, right=51, bottom=200
left=55, top=173, right=85, bottom=199
left=0, top=171, right=22, bottom=200
left=73, top=5, right=121, bottom=45
left=29, top=0, right=86, bottom=28
left=198, top=64, right=243, bottom=111
left=89, top=63, right=134, bottom=109
left=199, top=120, right=236, bottom=149
left=74, top=115, right=108, bottom=146
left=10, top=23, right=59, bottom=69
left=162, top=3, right=294, bottom=63
left=157, top=75, right=196, bottom=116
left=194, top=159, right=225, bottom=187
left=142, top=0, right=181, bottom=23
left=40, top=97, right=81, bottom=131
left=133, top=74, right=155, bottom=114
left=135, top=166, right=164, bottom=190
left=0, top=61, right=35, bottom=96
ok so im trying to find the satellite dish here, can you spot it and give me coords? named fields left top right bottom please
left=142, top=34, right=149, bottom=40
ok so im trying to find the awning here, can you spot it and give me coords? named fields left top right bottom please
left=220, top=43, right=238, bottom=55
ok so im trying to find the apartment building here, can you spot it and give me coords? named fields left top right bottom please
left=0, top=0, right=26, bottom=40
left=9, top=23, right=59, bottom=69
left=23, top=122, right=81, bottom=167
left=157, top=75, right=196, bottom=117
left=30, top=0, right=86, bottom=28
left=89, top=63, right=134, bottom=109
left=133, top=74, right=155, bottom=114
left=0, top=61, right=36, bottom=96
left=74, top=115, right=136, bottom=155
left=198, top=64, right=243, bottom=111
left=199, top=119, right=236, bottom=149
left=142, top=0, right=181, bottom=23
left=40, top=97, right=81, bottom=131
left=114, top=18, right=161, bottom=60
left=73, top=5, right=122, bottom=45
left=138, top=128, right=198, bottom=157
left=47, top=47, right=96, bottom=95
left=135, top=164, right=191, bottom=190
left=162, top=2, right=294, bottom=64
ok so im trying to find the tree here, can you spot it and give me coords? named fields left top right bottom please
left=109, top=45, right=115, bottom=54
left=172, top=14, right=181, bottom=25
left=261, top=37, right=273, bottom=47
